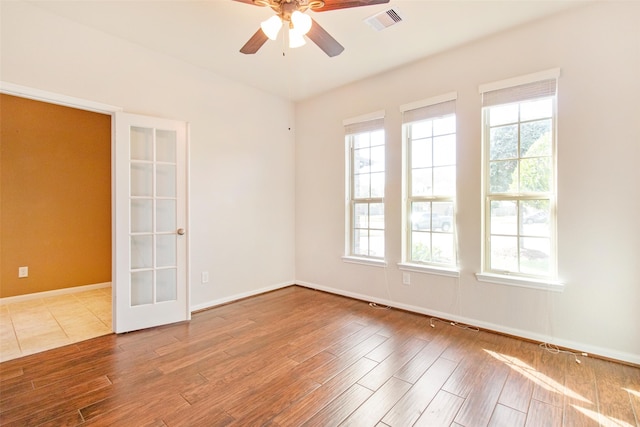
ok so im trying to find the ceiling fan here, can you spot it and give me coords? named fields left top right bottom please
left=234, top=0, right=390, bottom=57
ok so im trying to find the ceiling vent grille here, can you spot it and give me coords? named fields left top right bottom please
left=364, top=8, right=404, bottom=31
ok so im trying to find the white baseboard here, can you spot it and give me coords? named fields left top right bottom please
left=295, top=280, right=640, bottom=366
left=190, top=280, right=295, bottom=313
left=0, top=282, right=112, bottom=305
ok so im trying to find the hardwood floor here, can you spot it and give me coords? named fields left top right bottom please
left=0, top=286, right=638, bottom=426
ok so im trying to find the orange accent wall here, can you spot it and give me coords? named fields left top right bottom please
left=0, top=94, right=111, bottom=298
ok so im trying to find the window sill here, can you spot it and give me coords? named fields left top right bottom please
left=397, top=263, right=460, bottom=278
left=342, top=256, right=387, bottom=268
left=475, top=273, right=564, bottom=292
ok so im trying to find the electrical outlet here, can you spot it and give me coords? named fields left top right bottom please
left=402, top=272, right=410, bottom=285
left=18, top=266, right=28, bottom=278
left=201, top=271, right=209, bottom=284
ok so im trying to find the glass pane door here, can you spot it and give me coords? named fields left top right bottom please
left=115, top=111, right=188, bottom=334
left=129, top=126, right=178, bottom=306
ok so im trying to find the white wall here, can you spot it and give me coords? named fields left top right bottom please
left=295, top=2, right=640, bottom=364
left=1, top=1, right=296, bottom=309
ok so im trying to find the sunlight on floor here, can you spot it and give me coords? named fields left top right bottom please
left=0, top=287, right=112, bottom=362
left=484, top=349, right=591, bottom=403
left=572, top=404, right=636, bottom=427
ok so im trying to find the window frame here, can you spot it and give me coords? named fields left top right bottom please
left=343, top=112, right=386, bottom=264
left=400, top=93, right=458, bottom=272
left=479, top=70, right=562, bottom=287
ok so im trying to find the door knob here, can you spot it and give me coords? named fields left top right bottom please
left=177, top=228, right=185, bottom=235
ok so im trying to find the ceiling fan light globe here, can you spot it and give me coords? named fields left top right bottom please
left=291, top=11, right=312, bottom=35
left=261, top=15, right=282, bottom=40
left=289, top=28, right=306, bottom=48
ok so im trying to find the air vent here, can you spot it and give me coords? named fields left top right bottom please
left=364, top=8, right=404, bottom=31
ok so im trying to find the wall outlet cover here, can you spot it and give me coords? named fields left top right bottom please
left=18, top=266, right=29, bottom=278
left=402, top=272, right=410, bottom=285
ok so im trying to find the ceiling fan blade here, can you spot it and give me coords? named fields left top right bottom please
left=307, top=18, right=344, bottom=57
left=313, top=0, right=390, bottom=12
left=240, top=28, right=269, bottom=54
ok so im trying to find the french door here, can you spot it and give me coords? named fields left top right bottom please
left=113, top=112, right=189, bottom=333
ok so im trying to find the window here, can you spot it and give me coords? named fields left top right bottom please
left=480, top=70, right=559, bottom=281
left=344, top=112, right=385, bottom=260
left=401, top=94, right=457, bottom=268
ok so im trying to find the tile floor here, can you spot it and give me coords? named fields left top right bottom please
left=0, top=287, right=112, bottom=362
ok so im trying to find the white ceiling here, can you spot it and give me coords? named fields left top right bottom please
left=29, top=0, right=591, bottom=101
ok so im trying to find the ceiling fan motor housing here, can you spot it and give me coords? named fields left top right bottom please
left=259, top=0, right=326, bottom=22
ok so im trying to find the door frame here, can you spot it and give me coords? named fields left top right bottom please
left=0, top=81, right=190, bottom=333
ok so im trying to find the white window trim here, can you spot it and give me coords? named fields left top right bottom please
left=343, top=110, right=385, bottom=126
left=478, top=68, right=560, bottom=94
left=344, top=111, right=386, bottom=262
left=397, top=262, right=460, bottom=278
left=399, top=91, right=457, bottom=114
left=401, top=94, right=458, bottom=269
left=476, top=273, right=564, bottom=292
left=342, top=256, right=387, bottom=267
left=478, top=70, right=561, bottom=285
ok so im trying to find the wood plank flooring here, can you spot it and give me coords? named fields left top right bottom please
left=0, top=286, right=638, bottom=426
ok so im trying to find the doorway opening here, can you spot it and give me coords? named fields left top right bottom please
left=0, top=88, right=117, bottom=362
